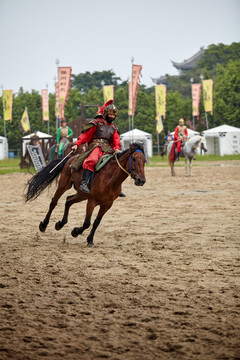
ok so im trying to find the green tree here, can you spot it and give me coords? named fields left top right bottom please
left=72, top=70, right=122, bottom=93
left=213, top=60, right=240, bottom=127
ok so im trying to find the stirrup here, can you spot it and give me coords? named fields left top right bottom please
left=79, top=182, right=90, bottom=193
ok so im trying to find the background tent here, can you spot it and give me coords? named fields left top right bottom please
left=120, top=129, right=152, bottom=158
left=203, top=124, right=240, bottom=156
left=22, top=131, right=52, bottom=156
left=0, top=136, right=8, bottom=160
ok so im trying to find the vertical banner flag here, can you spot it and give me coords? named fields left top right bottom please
left=2, top=90, right=13, bottom=122
left=128, top=64, right=142, bottom=116
left=202, top=79, right=213, bottom=115
left=58, top=67, right=72, bottom=119
left=55, top=82, right=60, bottom=117
left=103, top=85, right=114, bottom=103
left=191, top=84, right=201, bottom=119
left=41, top=89, right=49, bottom=121
left=155, top=85, right=166, bottom=134
left=20, top=107, right=30, bottom=132
left=156, top=114, right=163, bottom=134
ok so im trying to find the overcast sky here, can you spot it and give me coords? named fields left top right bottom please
left=0, top=0, right=239, bottom=94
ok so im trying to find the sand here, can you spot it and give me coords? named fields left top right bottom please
left=0, top=161, right=240, bottom=360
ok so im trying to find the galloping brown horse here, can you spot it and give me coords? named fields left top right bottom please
left=26, top=143, right=146, bottom=247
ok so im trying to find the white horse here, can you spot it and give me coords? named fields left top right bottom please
left=167, top=135, right=208, bottom=177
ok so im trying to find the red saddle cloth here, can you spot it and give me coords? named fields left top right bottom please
left=170, top=143, right=176, bottom=162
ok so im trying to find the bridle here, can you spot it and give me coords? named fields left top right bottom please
left=115, top=149, right=144, bottom=178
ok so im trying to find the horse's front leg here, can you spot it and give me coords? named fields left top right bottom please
left=171, top=162, right=175, bottom=176
left=185, top=157, right=188, bottom=177
left=86, top=203, right=113, bottom=247
left=189, top=158, right=193, bottom=176
left=71, top=199, right=96, bottom=238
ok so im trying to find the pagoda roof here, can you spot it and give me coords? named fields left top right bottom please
left=172, top=47, right=205, bottom=70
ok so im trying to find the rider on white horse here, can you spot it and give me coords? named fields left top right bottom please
left=174, top=118, right=188, bottom=161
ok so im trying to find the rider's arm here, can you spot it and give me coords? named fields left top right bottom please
left=174, top=126, right=179, bottom=139
left=68, top=127, right=73, bottom=138
left=110, top=130, right=121, bottom=151
left=185, top=127, right=188, bottom=137
left=75, top=126, right=96, bottom=147
left=56, top=128, right=61, bottom=143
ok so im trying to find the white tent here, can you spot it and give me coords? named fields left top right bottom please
left=203, top=124, right=240, bottom=156
left=120, top=129, right=152, bottom=158
left=22, top=131, right=52, bottom=156
left=0, top=136, right=8, bottom=160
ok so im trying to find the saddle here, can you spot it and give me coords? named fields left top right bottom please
left=95, top=154, right=114, bottom=172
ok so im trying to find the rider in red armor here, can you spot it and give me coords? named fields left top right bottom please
left=72, top=100, right=121, bottom=193
left=174, top=118, right=188, bottom=161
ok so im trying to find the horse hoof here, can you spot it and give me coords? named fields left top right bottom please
left=55, top=221, right=62, bottom=231
left=87, top=241, right=95, bottom=248
left=71, top=228, right=79, bottom=237
left=39, top=222, right=46, bottom=232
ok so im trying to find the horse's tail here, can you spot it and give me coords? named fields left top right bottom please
left=25, top=157, right=69, bottom=202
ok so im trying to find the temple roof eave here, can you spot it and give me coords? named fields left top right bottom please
left=172, top=47, right=205, bottom=70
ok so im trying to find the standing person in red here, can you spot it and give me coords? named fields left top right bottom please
left=174, top=117, right=188, bottom=161
left=72, top=100, right=121, bottom=193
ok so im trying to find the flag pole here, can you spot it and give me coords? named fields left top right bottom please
left=131, top=57, right=134, bottom=143
left=46, top=83, right=50, bottom=135
left=1, top=86, right=7, bottom=138
left=56, top=59, right=60, bottom=134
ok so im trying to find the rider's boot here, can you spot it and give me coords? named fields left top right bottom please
left=79, top=168, right=92, bottom=193
left=176, top=152, right=180, bottom=161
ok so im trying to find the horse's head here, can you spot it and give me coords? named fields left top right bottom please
left=129, top=143, right=146, bottom=186
left=200, top=137, right=208, bottom=152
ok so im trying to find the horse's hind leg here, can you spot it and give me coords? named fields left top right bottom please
left=55, top=193, right=83, bottom=231
left=39, top=173, right=72, bottom=232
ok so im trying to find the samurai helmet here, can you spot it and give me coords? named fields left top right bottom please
left=98, top=100, right=118, bottom=118
left=179, top=118, right=184, bottom=125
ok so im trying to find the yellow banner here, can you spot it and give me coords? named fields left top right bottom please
left=103, top=85, right=114, bottom=103
left=20, top=108, right=30, bottom=132
left=155, top=85, right=166, bottom=120
left=41, top=89, right=49, bottom=121
left=3, top=90, right=13, bottom=122
left=202, top=79, right=213, bottom=114
left=156, top=115, right=163, bottom=134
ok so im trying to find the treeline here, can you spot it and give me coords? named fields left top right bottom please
left=0, top=42, right=239, bottom=149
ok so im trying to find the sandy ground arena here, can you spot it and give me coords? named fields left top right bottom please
left=0, top=161, right=240, bottom=360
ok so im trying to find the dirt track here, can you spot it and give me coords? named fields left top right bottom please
left=0, top=162, right=240, bottom=360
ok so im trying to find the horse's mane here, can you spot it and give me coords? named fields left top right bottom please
left=189, top=135, right=202, bottom=145
left=116, top=142, right=145, bottom=160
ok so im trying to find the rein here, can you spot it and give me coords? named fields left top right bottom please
left=115, top=149, right=143, bottom=178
